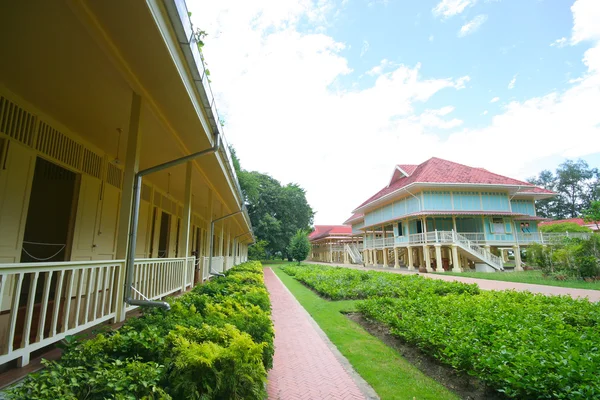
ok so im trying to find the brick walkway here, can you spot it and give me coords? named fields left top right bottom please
left=264, top=268, right=371, bottom=400
left=310, top=262, right=600, bottom=302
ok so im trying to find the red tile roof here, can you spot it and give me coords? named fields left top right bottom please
left=539, top=218, right=599, bottom=231
left=398, top=164, right=418, bottom=175
left=355, top=157, right=555, bottom=211
left=309, top=225, right=352, bottom=241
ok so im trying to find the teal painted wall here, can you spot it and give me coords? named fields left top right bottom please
left=453, top=191, right=481, bottom=210
left=511, top=200, right=536, bottom=216
left=482, top=192, right=510, bottom=211
left=483, top=216, right=514, bottom=241
left=423, top=191, right=452, bottom=210
left=352, top=221, right=364, bottom=235
left=363, top=190, right=535, bottom=228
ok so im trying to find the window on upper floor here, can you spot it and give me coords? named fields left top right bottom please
left=397, top=221, right=403, bottom=236
left=490, top=217, right=505, bottom=234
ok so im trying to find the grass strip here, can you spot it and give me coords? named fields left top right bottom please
left=271, top=265, right=459, bottom=400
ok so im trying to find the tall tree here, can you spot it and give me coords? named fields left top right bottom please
left=529, top=159, right=599, bottom=219
left=527, top=169, right=558, bottom=218
left=230, top=147, right=314, bottom=258
left=556, top=160, right=594, bottom=218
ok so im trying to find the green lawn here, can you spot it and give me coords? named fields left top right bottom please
left=271, top=265, right=459, bottom=400
left=439, top=269, right=600, bottom=290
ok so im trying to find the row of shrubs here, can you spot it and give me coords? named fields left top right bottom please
left=282, top=264, right=600, bottom=399
left=528, top=235, right=600, bottom=279
left=280, top=264, right=480, bottom=299
left=9, top=261, right=273, bottom=400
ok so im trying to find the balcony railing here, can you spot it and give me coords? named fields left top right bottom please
left=362, top=231, right=590, bottom=249
left=0, top=255, right=237, bottom=367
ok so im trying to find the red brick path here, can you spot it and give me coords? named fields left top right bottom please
left=264, top=268, right=367, bottom=400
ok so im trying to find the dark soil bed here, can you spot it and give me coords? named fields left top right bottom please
left=345, top=312, right=505, bottom=400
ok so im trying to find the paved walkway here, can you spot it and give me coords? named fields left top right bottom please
left=308, top=261, right=600, bottom=302
left=264, top=268, right=375, bottom=400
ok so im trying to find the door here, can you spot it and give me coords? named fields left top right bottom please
left=21, top=157, right=78, bottom=263
left=158, top=211, right=171, bottom=258
left=0, top=139, right=36, bottom=263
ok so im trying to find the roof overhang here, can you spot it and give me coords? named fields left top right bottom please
left=353, top=182, right=556, bottom=214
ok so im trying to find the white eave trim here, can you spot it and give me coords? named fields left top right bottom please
left=352, top=182, right=555, bottom=214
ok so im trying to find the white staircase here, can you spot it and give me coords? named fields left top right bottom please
left=440, top=231, right=504, bottom=271
left=345, top=243, right=363, bottom=264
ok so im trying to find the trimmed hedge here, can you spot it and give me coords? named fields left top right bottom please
left=8, top=261, right=273, bottom=400
left=282, top=264, right=600, bottom=399
left=280, top=264, right=480, bottom=299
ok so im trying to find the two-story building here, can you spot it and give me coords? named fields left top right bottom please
left=0, top=0, right=252, bottom=371
left=345, top=157, right=588, bottom=273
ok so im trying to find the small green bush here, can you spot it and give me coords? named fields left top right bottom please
left=8, top=261, right=273, bottom=400
left=539, top=222, right=592, bottom=233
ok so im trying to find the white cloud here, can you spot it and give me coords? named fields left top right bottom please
left=551, top=37, right=567, bottom=48
left=482, top=110, right=488, bottom=115
left=412, top=106, right=463, bottom=129
left=458, top=15, right=487, bottom=37
left=490, top=96, right=500, bottom=103
left=366, top=59, right=394, bottom=76
left=571, top=0, right=600, bottom=44
left=433, top=0, right=476, bottom=18
left=508, top=74, right=517, bottom=89
left=429, top=34, right=434, bottom=42
left=190, top=0, right=600, bottom=224
left=360, top=40, right=370, bottom=57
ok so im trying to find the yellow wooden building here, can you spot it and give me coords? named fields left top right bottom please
left=0, top=0, right=253, bottom=369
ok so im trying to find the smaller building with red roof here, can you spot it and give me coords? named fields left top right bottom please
left=308, top=225, right=363, bottom=264
left=539, top=218, right=599, bottom=232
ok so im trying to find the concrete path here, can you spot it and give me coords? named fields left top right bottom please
left=264, top=268, right=376, bottom=400
left=309, top=262, right=600, bottom=302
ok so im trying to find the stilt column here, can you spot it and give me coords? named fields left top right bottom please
left=434, top=244, right=444, bottom=273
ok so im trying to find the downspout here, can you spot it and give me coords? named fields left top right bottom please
left=208, top=209, right=245, bottom=277
left=124, top=135, right=221, bottom=310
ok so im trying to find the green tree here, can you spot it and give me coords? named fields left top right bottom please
left=556, top=160, right=594, bottom=218
left=289, top=230, right=311, bottom=264
left=583, top=200, right=600, bottom=231
left=528, top=159, right=599, bottom=219
left=230, top=147, right=314, bottom=258
left=527, top=169, right=559, bottom=218
left=248, top=240, right=268, bottom=260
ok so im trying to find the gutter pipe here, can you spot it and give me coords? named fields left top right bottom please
left=124, top=135, right=221, bottom=311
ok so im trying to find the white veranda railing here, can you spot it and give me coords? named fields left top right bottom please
left=0, top=255, right=205, bottom=367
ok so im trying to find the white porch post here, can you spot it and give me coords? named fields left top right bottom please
left=513, top=245, right=524, bottom=271
left=424, top=245, right=433, bottom=273
left=115, top=92, right=142, bottom=322
left=225, top=226, right=231, bottom=269
left=179, top=162, right=193, bottom=259
left=383, top=247, right=388, bottom=267
left=407, top=246, right=415, bottom=271
left=434, top=244, right=444, bottom=273
left=394, top=247, right=400, bottom=268
left=451, top=245, right=461, bottom=272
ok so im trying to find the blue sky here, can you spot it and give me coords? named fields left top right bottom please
left=190, top=0, right=600, bottom=224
